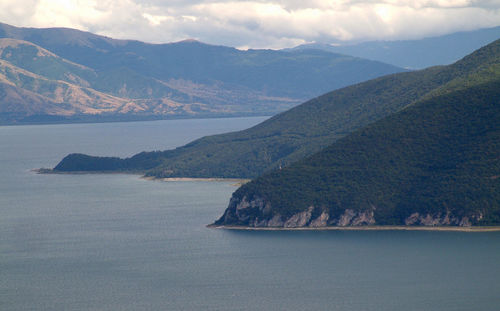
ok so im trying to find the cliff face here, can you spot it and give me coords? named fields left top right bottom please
left=214, top=196, right=484, bottom=228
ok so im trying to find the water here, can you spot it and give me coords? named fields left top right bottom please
left=1, top=118, right=500, bottom=311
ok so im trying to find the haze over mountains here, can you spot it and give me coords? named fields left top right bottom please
left=0, top=22, right=404, bottom=124
left=291, top=26, right=500, bottom=69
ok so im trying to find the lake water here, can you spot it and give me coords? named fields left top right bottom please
left=1, top=117, right=499, bottom=311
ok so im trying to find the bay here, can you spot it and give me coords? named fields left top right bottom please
left=1, top=117, right=499, bottom=311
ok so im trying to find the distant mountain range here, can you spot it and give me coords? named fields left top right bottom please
left=289, top=26, right=500, bottom=69
left=0, top=22, right=404, bottom=124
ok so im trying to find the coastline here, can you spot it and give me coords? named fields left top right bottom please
left=142, top=176, right=250, bottom=186
left=142, top=176, right=250, bottom=182
left=208, top=225, right=500, bottom=232
left=33, top=169, right=249, bottom=185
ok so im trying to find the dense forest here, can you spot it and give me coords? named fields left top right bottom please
left=217, top=79, right=500, bottom=226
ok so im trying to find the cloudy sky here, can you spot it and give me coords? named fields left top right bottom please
left=1, top=0, right=500, bottom=49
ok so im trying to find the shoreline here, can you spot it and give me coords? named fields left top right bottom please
left=33, top=169, right=249, bottom=184
left=142, top=176, right=250, bottom=186
left=208, top=225, right=500, bottom=232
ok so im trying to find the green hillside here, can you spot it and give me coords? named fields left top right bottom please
left=54, top=39, right=500, bottom=181
left=215, top=79, right=500, bottom=227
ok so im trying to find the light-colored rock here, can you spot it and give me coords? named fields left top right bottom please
left=309, top=211, right=330, bottom=227
left=405, top=213, right=420, bottom=225
left=335, top=209, right=375, bottom=226
left=222, top=194, right=485, bottom=228
left=338, top=209, right=356, bottom=226
left=351, top=209, right=376, bottom=226
left=267, top=214, right=284, bottom=227
left=420, top=214, right=442, bottom=226
left=284, top=206, right=313, bottom=228
left=403, top=211, right=482, bottom=227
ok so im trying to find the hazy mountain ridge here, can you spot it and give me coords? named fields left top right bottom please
left=290, top=26, right=500, bottom=69
left=52, top=40, right=500, bottom=182
left=0, top=22, right=404, bottom=124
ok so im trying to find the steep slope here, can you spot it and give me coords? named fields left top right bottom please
left=0, top=22, right=403, bottom=117
left=53, top=39, right=500, bottom=180
left=0, top=42, right=222, bottom=122
left=0, top=81, right=64, bottom=122
left=0, top=38, right=97, bottom=86
left=215, top=79, right=500, bottom=227
left=0, top=39, right=217, bottom=123
left=292, top=26, right=500, bottom=69
left=0, top=58, right=131, bottom=115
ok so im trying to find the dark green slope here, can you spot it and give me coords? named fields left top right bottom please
left=53, top=39, right=500, bottom=180
left=215, top=80, right=500, bottom=227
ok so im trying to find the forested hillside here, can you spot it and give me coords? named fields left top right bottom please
left=216, top=80, right=500, bottom=227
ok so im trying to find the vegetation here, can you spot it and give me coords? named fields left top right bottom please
left=227, top=79, right=500, bottom=225
left=54, top=39, right=500, bottom=182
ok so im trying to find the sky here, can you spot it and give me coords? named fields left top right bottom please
left=1, top=0, right=500, bottom=49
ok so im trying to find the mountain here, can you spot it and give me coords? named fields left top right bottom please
left=0, top=39, right=133, bottom=121
left=290, top=26, right=500, bottom=69
left=0, top=22, right=403, bottom=124
left=0, top=38, right=235, bottom=123
left=214, top=41, right=500, bottom=228
left=52, top=39, right=500, bottom=184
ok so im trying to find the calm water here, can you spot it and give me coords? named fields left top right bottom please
left=1, top=118, right=499, bottom=311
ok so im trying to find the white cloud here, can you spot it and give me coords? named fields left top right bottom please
left=0, top=0, right=499, bottom=48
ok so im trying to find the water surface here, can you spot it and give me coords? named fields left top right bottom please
left=1, top=117, right=499, bottom=310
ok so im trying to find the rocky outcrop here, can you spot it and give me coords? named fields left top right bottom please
left=336, top=209, right=375, bottom=226
left=214, top=196, right=377, bottom=228
left=309, top=210, right=329, bottom=227
left=404, top=211, right=483, bottom=227
left=284, top=206, right=314, bottom=228
left=214, top=195, right=485, bottom=228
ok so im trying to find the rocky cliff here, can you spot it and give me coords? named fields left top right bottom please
left=213, top=195, right=485, bottom=228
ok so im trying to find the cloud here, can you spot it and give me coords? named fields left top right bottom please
left=0, top=0, right=499, bottom=48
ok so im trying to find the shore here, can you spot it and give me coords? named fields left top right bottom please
left=33, top=169, right=249, bottom=184
left=141, top=176, right=250, bottom=186
left=142, top=176, right=249, bottom=182
left=208, top=225, right=500, bottom=232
